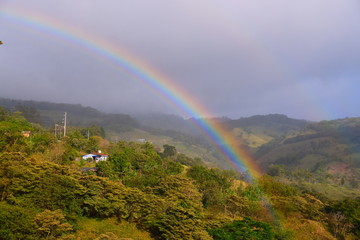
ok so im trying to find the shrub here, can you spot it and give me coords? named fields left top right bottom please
left=208, top=217, right=275, bottom=240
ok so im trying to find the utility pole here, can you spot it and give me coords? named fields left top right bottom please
left=63, top=112, right=67, bottom=137
left=54, top=124, right=58, bottom=138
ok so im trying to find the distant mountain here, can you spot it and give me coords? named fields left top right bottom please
left=0, top=97, right=102, bottom=117
left=226, top=114, right=309, bottom=137
left=255, top=117, right=360, bottom=173
left=135, top=113, right=309, bottom=145
left=211, top=114, right=310, bottom=149
left=0, top=97, right=139, bottom=132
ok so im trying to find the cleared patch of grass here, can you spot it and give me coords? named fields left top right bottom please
left=232, top=128, right=273, bottom=148
left=299, top=183, right=360, bottom=200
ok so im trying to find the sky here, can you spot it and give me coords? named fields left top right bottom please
left=1, top=0, right=360, bottom=121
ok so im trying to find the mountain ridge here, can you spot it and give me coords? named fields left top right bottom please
left=2, top=97, right=360, bottom=175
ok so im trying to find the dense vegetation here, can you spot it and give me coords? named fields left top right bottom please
left=255, top=118, right=360, bottom=202
left=0, top=98, right=221, bottom=167
left=1, top=102, right=360, bottom=239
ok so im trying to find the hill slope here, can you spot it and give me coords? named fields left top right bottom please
left=224, top=114, right=309, bottom=148
left=256, top=118, right=360, bottom=171
left=0, top=109, right=352, bottom=240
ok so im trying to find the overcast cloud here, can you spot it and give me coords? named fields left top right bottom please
left=1, top=0, right=360, bottom=120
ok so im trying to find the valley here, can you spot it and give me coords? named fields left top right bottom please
left=1, top=97, right=360, bottom=239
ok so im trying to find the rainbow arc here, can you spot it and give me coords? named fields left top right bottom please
left=1, top=7, right=262, bottom=180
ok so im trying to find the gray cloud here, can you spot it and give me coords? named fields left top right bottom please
left=1, top=0, right=359, bottom=120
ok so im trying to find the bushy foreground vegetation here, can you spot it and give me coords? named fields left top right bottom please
left=1, top=107, right=360, bottom=240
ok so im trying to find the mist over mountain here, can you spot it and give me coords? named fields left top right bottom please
left=2, top=96, right=360, bottom=174
left=2, top=1, right=360, bottom=121
left=0, top=97, right=139, bottom=132
left=134, top=112, right=200, bottom=137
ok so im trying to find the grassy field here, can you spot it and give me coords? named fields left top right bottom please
left=298, top=183, right=360, bottom=200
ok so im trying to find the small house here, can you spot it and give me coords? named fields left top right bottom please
left=82, top=154, right=99, bottom=161
left=95, top=154, right=109, bottom=162
left=81, top=153, right=109, bottom=163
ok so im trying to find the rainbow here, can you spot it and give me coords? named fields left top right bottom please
left=1, top=7, right=262, bottom=180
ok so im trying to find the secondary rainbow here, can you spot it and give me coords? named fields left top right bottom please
left=1, top=7, right=262, bottom=180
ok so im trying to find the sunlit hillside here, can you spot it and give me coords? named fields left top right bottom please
left=2, top=106, right=360, bottom=240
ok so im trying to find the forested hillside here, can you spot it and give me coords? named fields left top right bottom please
left=0, top=98, right=218, bottom=163
left=256, top=118, right=360, bottom=170
left=255, top=118, right=360, bottom=200
left=1, top=107, right=360, bottom=240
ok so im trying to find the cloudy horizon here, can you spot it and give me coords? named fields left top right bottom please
left=1, top=0, right=360, bottom=121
